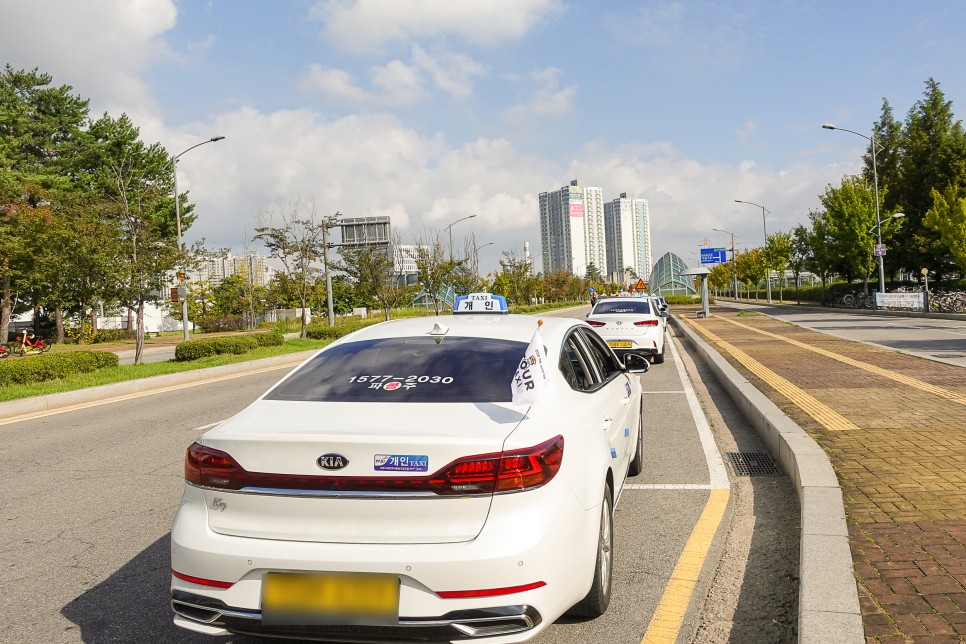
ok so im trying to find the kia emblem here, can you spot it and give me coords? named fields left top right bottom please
left=317, top=453, right=349, bottom=470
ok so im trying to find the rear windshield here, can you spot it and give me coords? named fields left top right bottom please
left=593, top=300, right=652, bottom=315
left=265, top=336, right=528, bottom=403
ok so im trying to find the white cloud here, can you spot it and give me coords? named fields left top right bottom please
left=502, top=67, right=576, bottom=124
left=299, top=44, right=486, bottom=106
left=411, top=44, right=487, bottom=99
left=0, top=0, right=177, bottom=120
left=309, top=0, right=565, bottom=54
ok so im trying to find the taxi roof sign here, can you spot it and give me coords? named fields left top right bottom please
left=453, top=292, right=509, bottom=314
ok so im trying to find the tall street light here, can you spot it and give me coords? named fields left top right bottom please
left=172, top=135, right=225, bottom=341
left=713, top=228, right=738, bottom=299
left=734, top=199, right=772, bottom=303
left=823, top=123, right=891, bottom=294
left=444, top=214, right=477, bottom=260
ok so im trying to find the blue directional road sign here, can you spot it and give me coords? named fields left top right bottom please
left=700, top=247, right=727, bottom=264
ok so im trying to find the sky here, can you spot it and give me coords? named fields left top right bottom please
left=3, top=0, right=966, bottom=277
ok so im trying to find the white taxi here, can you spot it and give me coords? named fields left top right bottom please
left=586, top=296, right=667, bottom=364
left=170, top=294, right=650, bottom=642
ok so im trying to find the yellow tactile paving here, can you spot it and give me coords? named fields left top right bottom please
left=640, top=488, right=730, bottom=644
left=680, top=317, right=860, bottom=431
left=716, top=315, right=966, bottom=407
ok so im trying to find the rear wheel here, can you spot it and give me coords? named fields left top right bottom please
left=568, top=486, right=613, bottom=617
left=652, top=344, right=665, bottom=364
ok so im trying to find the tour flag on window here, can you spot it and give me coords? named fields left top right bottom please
left=511, top=320, right=555, bottom=406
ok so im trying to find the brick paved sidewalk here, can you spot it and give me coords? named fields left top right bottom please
left=683, top=308, right=966, bottom=643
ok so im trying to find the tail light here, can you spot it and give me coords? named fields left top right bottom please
left=183, top=436, right=564, bottom=496
left=586, top=320, right=606, bottom=327
left=634, top=320, right=659, bottom=326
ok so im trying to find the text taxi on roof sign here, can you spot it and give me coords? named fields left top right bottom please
left=453, top=292, right=509, bottom=314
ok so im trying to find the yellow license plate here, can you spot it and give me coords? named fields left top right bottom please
left=261, top=572, right=399, bottom=625
left=607, top=341, right=633, bottom=348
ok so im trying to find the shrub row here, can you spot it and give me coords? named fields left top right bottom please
left=91, top=328, right=137, bottom=343
left=174, top=332, right=284, bottom=362
left=304, top=320, right=380, bottom=340
left=0, top=351, right=119, bottom=387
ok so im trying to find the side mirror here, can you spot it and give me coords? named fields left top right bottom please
left=622, top=353, right=650, bottom=374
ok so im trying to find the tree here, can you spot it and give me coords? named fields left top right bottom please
left=584, top=262, right=603, bottom=283
left=336, top=234, right=418, bottom=320
left=925, top=185, right=966, bottom=275
left=790, top=224, right=811, bottom=304
left=0, top=66, right=90, bottom=344
left=820, top=175, right=880, bottom=289
left=412, top=230, right=460, bottom=315
left=253, top=198, right=333, bottom=337
left=735, top=248, right=766, bottom=299
left=805, top=210, right=836, bottom=301
left=496, top=251, right=541, bottom=305
left=87, top=113, right=177, bottom=364
left=765, top=231, right=793, bottom=301
left=893, top=78, right=966, bottom=281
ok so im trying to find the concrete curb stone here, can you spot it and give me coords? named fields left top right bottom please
left=670, top=314, right=864, bottom=644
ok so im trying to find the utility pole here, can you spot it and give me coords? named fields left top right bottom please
left=322, top=212, right=341, bottom=327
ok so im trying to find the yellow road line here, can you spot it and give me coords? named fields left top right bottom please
left=0, top=361, right=301, bottom=427
left=641, top=488, right=730, bottom=644
left=681, top=318, right=859, bottom=431
left=717, top=316, right=966, bottom=406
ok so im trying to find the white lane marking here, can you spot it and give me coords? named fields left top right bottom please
left=669, top=336, right=731, bottom=490
left=625, top=483, right=713, bottom=490
left=643, top=390, right=686, bottom=394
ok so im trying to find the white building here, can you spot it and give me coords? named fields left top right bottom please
left=604, top=193, right=652, bottom=284
left=539, top=179, right=606, bottom=276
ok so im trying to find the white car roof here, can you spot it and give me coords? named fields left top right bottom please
left=333, top=313, right=582, bottom=348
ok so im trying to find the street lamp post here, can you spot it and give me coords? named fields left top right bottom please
left=444, top=214, right=477, bottom=260
left=713, top=228, right=738, bottom=300
left=172, top=135, right=225, bottom=341
left=823, top=123, right=892, bottom=294
left=734, top=200, right=772, bottom=303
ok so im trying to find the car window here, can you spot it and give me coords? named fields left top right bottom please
left=591, top=300, right=652, bottom=315
left=560, top=333, right=595, bottom=391
left=576, top=328, right=623, bottom=384
left=265, top=337, right=527, bottom=403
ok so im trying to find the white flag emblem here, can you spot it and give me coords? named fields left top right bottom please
left=511, top=323, right=555, bottom=406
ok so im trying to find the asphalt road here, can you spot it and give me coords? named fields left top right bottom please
left=1, top=310, right=800, bottom=644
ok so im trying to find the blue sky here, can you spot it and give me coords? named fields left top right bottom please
left=3, top=0, right=966, bottom=275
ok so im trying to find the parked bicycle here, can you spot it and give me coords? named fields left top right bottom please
left=837, top=289, right=876, bottom=310
left=10, top=330, right=50, bottom=356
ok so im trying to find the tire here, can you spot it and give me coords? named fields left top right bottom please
left=628, top=400, right=644, bottom=477
left=652, top=344, right=665, bottom=365
left=39, top=344, right=50, bottom=353
left=568, top=486, right=614, bottom=618
left=842, top=293, right=855, bottom=307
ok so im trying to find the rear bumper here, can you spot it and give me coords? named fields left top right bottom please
left=172, top=589, right=542, bottom=641
left=170, top=481, right=599, bottom=642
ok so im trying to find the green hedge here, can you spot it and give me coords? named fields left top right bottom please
left=0, top=351, right=119, bottom=387
left=174, top=332, right=284, bottom=362
left=305, top=320, right=379, bottom=340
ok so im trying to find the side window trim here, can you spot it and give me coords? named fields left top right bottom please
left=577, top=328, right=623, bottom=386
left=562, top=330, right=600, bottom=392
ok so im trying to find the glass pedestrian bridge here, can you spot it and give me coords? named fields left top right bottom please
left=650, top=252, right=697, bottom=297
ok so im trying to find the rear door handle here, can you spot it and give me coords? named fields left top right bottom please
left=602, top=417, right=613, bottom=430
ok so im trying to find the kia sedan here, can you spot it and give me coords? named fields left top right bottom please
left=586, top=297, right=667, bottom=364
left=170, top=311, right=649, bottom=642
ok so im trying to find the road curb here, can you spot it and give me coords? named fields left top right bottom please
left=0, top=350, right=318, bottom=421
left=670, top=315, right=863, bottom=644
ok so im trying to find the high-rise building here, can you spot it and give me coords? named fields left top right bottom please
left=539, top=180, right=606, bottom=276
left=234, top=252, right=273, bottom=287
left=604, top=193, right=652, bottom=284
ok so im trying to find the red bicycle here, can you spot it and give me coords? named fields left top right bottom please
left=11, top=331, right=50, bottom=356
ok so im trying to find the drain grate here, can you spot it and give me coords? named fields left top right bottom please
left=727, top=452, right=780, bottom=476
